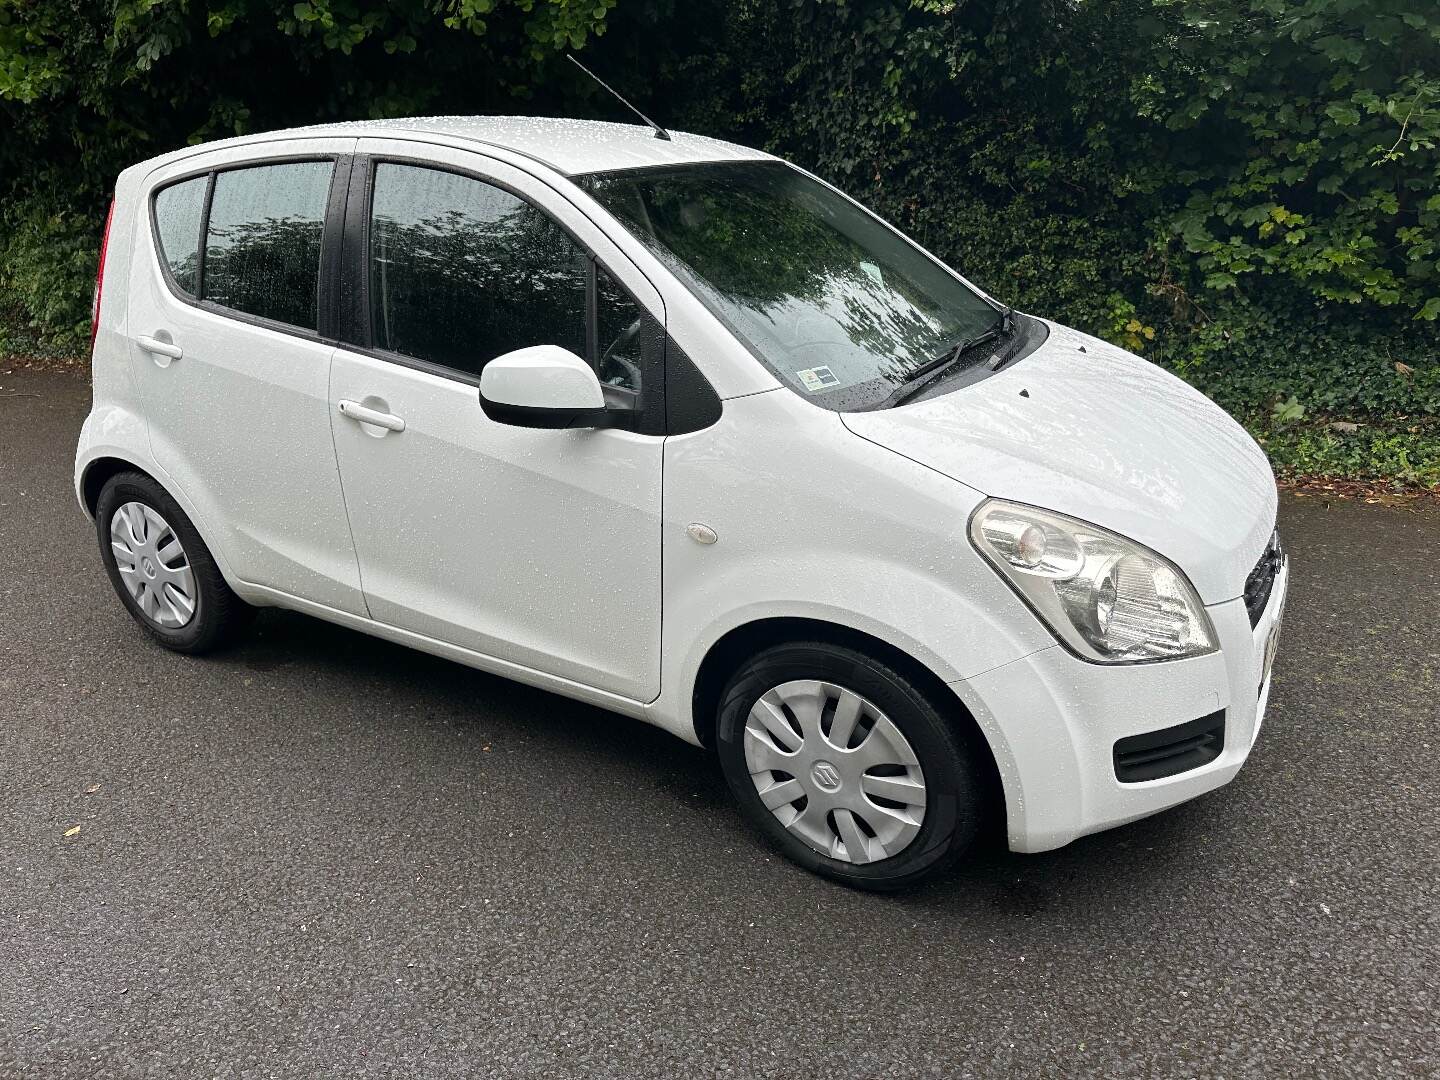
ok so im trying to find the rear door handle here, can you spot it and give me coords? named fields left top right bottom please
left=135, top=335, right=183, bottom=361
left=337, top=399, right=406, bottom=432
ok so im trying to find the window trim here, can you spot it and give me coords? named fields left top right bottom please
left=145, top=146, right=719, bottom=434
left=147, top=153, right=351, bottom=345
left=147, top=169, right=210, bottom=302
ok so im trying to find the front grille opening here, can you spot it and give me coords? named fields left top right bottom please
left=1114, top=710, right=1226, bottom=783
left=1244, top=531, right=1283, bottom=628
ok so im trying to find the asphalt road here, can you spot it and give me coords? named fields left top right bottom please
left=2, top=367, right=1438, bottom=1079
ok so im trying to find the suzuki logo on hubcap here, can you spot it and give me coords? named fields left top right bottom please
left=810, top=760, right=842, bottom=791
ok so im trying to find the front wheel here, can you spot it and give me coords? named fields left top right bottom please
left=716, top=642, right=987, bottom=891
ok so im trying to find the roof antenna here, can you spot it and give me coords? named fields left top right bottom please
left=567, top=54, right=671, bottom=141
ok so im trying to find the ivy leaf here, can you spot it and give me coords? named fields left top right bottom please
left=1324, top=102, right=1360, bottom=127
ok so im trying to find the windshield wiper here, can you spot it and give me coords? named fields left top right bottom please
left=872, top=305, right=1014, bottom=410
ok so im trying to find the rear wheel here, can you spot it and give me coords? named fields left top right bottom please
left=716, top=641, right=986, bottom=890
left=95, top=472, right=250, bottom=653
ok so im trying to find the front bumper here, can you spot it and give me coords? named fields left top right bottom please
left=954, top=556, right=1289, bottom=853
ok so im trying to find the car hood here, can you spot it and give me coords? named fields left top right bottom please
left=841, top=319, right=1277, bottom=604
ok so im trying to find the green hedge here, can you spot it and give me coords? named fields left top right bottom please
left=0, top=192, right=100, bottom=353
left=2, top=0, right=1437, bottom=483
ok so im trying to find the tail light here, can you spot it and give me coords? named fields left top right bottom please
left=91, top=197, right=116, bottom=353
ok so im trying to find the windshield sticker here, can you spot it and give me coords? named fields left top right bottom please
left=796, top=366, right=841, bottom=392
left=859, top=261, right=885, bottom=287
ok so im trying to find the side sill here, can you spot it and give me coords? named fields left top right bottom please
left=238, top=582, right=652, bottom=724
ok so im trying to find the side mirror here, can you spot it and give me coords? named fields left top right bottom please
left=479, top=345, right=608, bottom=429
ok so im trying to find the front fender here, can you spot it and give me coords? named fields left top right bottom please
left=646, top=390, right=1054, bottom=744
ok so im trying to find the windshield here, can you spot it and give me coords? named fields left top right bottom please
left=579, top=160, right=1002, bottom=410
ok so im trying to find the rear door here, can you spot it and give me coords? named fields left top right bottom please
left=128, top=140, right=366, bottom=614
left=327, top=141, right=666, bottom=701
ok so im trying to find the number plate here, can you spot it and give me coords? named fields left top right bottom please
left=1259, top=610, right=1283, bottom=695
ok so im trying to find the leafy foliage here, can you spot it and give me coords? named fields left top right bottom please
left=1, top=0, right=1437, bottom=483
left=631, top=0, right=1438, bottom=481
left=1146, top=0, right=1440, bottom=317
left=0, top=0, right=618, bottom=348
left=1253, top=416, right=1440, bottom=487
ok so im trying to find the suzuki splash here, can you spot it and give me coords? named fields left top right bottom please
left=76, top=117, right=1287, bottom=889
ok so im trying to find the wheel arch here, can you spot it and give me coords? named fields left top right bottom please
left=690, top=616, right=1006, bottom=828
left=80, top=454, right=151, bottom=518
left=79, top=453, right=247, bottom=598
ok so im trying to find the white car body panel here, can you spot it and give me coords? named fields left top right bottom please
left=327, top=138, right=669, bottom=701
left=124, top=136, right=368, bottom=615
left=962, top=558, right=1287, bottom=851
left=478, top=345, right=606, bottom=409
left=75, top=117, right=1285, bottom=858
left=313, top=115, right=776, bottom=175
left=328, top=351, right=665, bottom=701
left=842, top=320, right=1278, bottom=604
left=644, top=388, right=1056, bottom=742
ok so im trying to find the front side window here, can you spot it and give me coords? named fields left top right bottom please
left=202, top=161, right=333, bottom=330
left=581, top=160, right=1002, bottom=410
left=369, top=163, right=587, bottom=377
left=152, top=177, right=207, bottom=295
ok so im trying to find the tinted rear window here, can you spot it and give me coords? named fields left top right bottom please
left=202, top=161, right=333, bottom=330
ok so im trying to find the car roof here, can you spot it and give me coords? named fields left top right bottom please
left=160, top=116, right=774, bottom=177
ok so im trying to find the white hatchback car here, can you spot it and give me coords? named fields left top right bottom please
left=77, top=117, right=1287, bottom=889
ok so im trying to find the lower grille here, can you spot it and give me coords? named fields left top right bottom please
left=1244, top=530, right=1283, bottom=628
left=1114, top=711, right=1226, bottom=783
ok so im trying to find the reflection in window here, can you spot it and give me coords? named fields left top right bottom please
left=370, top=164, right=586, bottom=376
left=596, top=266, right=643, bottom=393
left=153, top=177, right=207, bottom=296
left=203, top=161, right=332, bottom=330
left=583, top=161, right=1000, bottom=409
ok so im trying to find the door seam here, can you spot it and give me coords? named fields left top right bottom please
left=325, top=349, right=374, bottom=620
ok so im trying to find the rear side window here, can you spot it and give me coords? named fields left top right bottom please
left=203, top=161, right=333, bottom=330
left=369, top=163, right=587, bottom=376
left=153, top=177, right=207, bottom=295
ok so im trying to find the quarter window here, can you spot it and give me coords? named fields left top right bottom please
left=596, top=266, right=644, bottom=394
left=202, top=161, right=333, bottom=330
left=152, top=177, right=207, bottom=296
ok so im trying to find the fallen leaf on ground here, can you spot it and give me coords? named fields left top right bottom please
left=1280, top=478, right=1439, bottom=505
left=63, top=825, right=81, bottom=837
left=84, top=783, right=101, bottom=795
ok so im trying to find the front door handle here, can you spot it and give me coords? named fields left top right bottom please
left=337, top=399, right=406, bottom=433
left=136, top=335, right=183, bottom=361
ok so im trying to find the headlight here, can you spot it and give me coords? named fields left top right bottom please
left=970, top=500, right=1217, bottom=664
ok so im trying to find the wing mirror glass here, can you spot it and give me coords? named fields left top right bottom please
left=479, top=345, right=608, bottom=429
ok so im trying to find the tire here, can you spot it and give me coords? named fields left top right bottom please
left=716, top=641, right=986, bottom=891
left=95, top=471, right=251, bottom=654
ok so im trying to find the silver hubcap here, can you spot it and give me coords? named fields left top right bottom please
left=743, top=680, right=927, bottom=864
left=110, top=501, right=196, bottom=629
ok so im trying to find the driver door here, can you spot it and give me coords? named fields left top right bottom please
left=327, top=142, right=665, bottom=702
